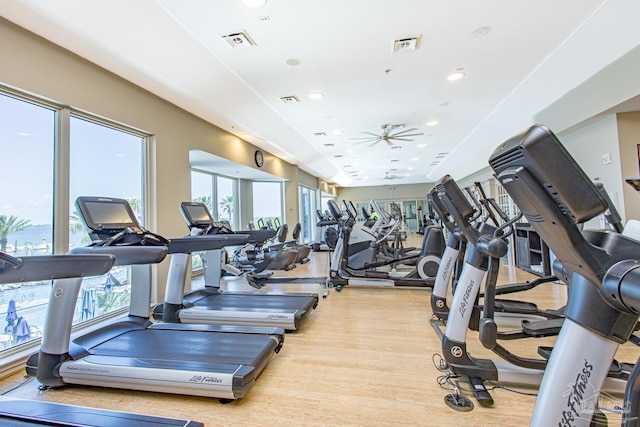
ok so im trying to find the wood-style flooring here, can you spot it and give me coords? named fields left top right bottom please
left=0, top=237, right=637, bottom=426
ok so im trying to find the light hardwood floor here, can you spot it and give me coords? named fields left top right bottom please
left=0, top=237, right=637, bottom=426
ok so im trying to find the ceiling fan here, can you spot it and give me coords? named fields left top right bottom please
left=350, top=124, right=424, bottom=147
left=384, top=171, right=403, bottom=180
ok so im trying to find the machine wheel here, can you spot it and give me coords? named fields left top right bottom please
left=417, top=255, right=441, bottom=280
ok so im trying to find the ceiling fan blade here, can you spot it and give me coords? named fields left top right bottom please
left=368, top=140, right=381, bottom=147
left=388, top=137, right=414, bottom=142
left=349, top=135, right=380, bottom=140
left=363, top=131, right=382, bottom=137
left=390, top=127, right=419, bottom=136
left=391, top=133, right=424, bottom=139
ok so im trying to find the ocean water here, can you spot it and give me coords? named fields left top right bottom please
left=4, top=224, right=87, bottom=254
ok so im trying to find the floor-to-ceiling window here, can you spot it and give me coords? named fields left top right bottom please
left=0, top=92, right=54, bottom=350
left=252, top=182, right=283, bottom=229
left=216, top=176, right=236, bottom=230
left=299, top=186, right=316, bottom=244
left=68, top=116, right=145, bottom=321
left=0, top=88, right=148, bottom=353
left=190, top=170, right=238, bottom=271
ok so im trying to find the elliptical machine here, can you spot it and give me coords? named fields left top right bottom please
left=488, top=124, right=640, bottom=426
left=327, top=199, right=444, bottom=291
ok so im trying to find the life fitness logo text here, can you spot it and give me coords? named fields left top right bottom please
left=450, top=346, right=463, bottom=358
left=558, top=359, right=594, bottom=427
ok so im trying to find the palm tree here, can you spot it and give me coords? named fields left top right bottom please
left=0, top=215, right=31, bottom=252
left=70, top=210, right=92, bottom=246
left=126, top=198, right=142, bottom=224
left=219, top=196, right=234, bottom=222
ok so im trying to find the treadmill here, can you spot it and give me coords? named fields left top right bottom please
left=152, top=201, right=319, bottom=331
left=26, top=196, right=284, bottom=401
left=0, top=253, right=202, bottom=426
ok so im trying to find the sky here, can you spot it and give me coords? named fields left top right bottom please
left=1, top=93, right=142, bottom=226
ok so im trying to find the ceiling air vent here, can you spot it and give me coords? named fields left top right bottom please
left=280, top=95, right=301, bottom=104
left=221, top=31, right=257, bottom=50
left=393, top=36, right=420, bottom=53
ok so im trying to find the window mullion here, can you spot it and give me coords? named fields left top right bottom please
left=53, top=107, right=71, bottom=255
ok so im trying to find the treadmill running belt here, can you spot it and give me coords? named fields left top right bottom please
left=82, top=329, right=277, bottom=367
left=186, top=292, right=316, bottom=312
left=0, top=397, right=202, bottom=427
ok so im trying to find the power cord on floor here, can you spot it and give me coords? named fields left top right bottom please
left=0, top=374, right=33, bottom=395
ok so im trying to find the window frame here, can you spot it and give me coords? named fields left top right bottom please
left=0, top=84, right=152, bottom=359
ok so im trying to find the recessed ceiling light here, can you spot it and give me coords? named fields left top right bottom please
left=309, top=92, right=324, bottom=100
left=239, top=0, right=267, bottom=8
left=17, top=132, right=31, bottom=137
left=333, top=129, right=343, bottom=136
left=471, top=26, right=492, bottom=38
left=418, top=143, right=427, bottom=148
left=408, top=167, right=414, bottom=171
left=242, top=134, right=252, bottom=138
left=346, top=149, right=354, bottom=154
left=404, top=173, right=410, bottom=177
left=411, top=157, right=419, bottom=161
left=426, top=120, right=439, bottom=127
left=285, top=58, right=300, bottom=66
left=447, top=69, right=465, bottom=81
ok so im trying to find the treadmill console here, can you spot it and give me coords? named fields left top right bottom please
left=76, top=197, right=139, bottom=238
left=180, top=202, right=213, bottom=228
left=180, top=202, right=234, bottom=234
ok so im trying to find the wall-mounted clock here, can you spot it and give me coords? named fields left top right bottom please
left=254, top=150, right=264, bottom=167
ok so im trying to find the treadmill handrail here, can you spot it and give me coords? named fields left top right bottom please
left=0, top=252, right=115, bottom=284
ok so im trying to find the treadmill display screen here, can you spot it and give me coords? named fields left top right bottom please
left=84, top=201, right=135, bottom=228
left=183, top=204, right=213, bottom=226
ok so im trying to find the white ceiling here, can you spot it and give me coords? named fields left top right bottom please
left=1, top=0, right=639, bottom=187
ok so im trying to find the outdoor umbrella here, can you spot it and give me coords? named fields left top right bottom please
left=103, top=272, right=120, bottom=292
left=80, top=288, right=98, bottom=321
left=4, top=299, right=17, bottom=335
left=14, top=317, right=31, bottom=343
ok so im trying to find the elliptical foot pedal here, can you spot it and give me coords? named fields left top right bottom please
left=469, top=377, right=494, bottom=407
left=537, top=345, right=553, bottom=360
left=444, top=393, right=474, bottom=412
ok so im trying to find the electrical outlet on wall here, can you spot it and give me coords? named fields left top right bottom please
left=602, top=153, right=612, bottom=165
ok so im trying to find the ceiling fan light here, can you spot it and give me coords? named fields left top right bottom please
left=309, top=92, right=324, bottom=100
left=426, top=120, right=439, bottom=127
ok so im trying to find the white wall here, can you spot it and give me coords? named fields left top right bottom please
left=338, top=182, right=433, bottom=204
left=560, top=114, right=623, bottom=228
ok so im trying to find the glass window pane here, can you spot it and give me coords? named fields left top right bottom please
left=68, top=116, right=145, bottom=323
left=217, top=176, right=236, bottom=229
left=191, top=171, right=213, bottom=212
left=253, top=182, right=282, bottom=229
left=0, top=93, right=55, bottom=351
left=299, top=186, right=315, bottom=243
